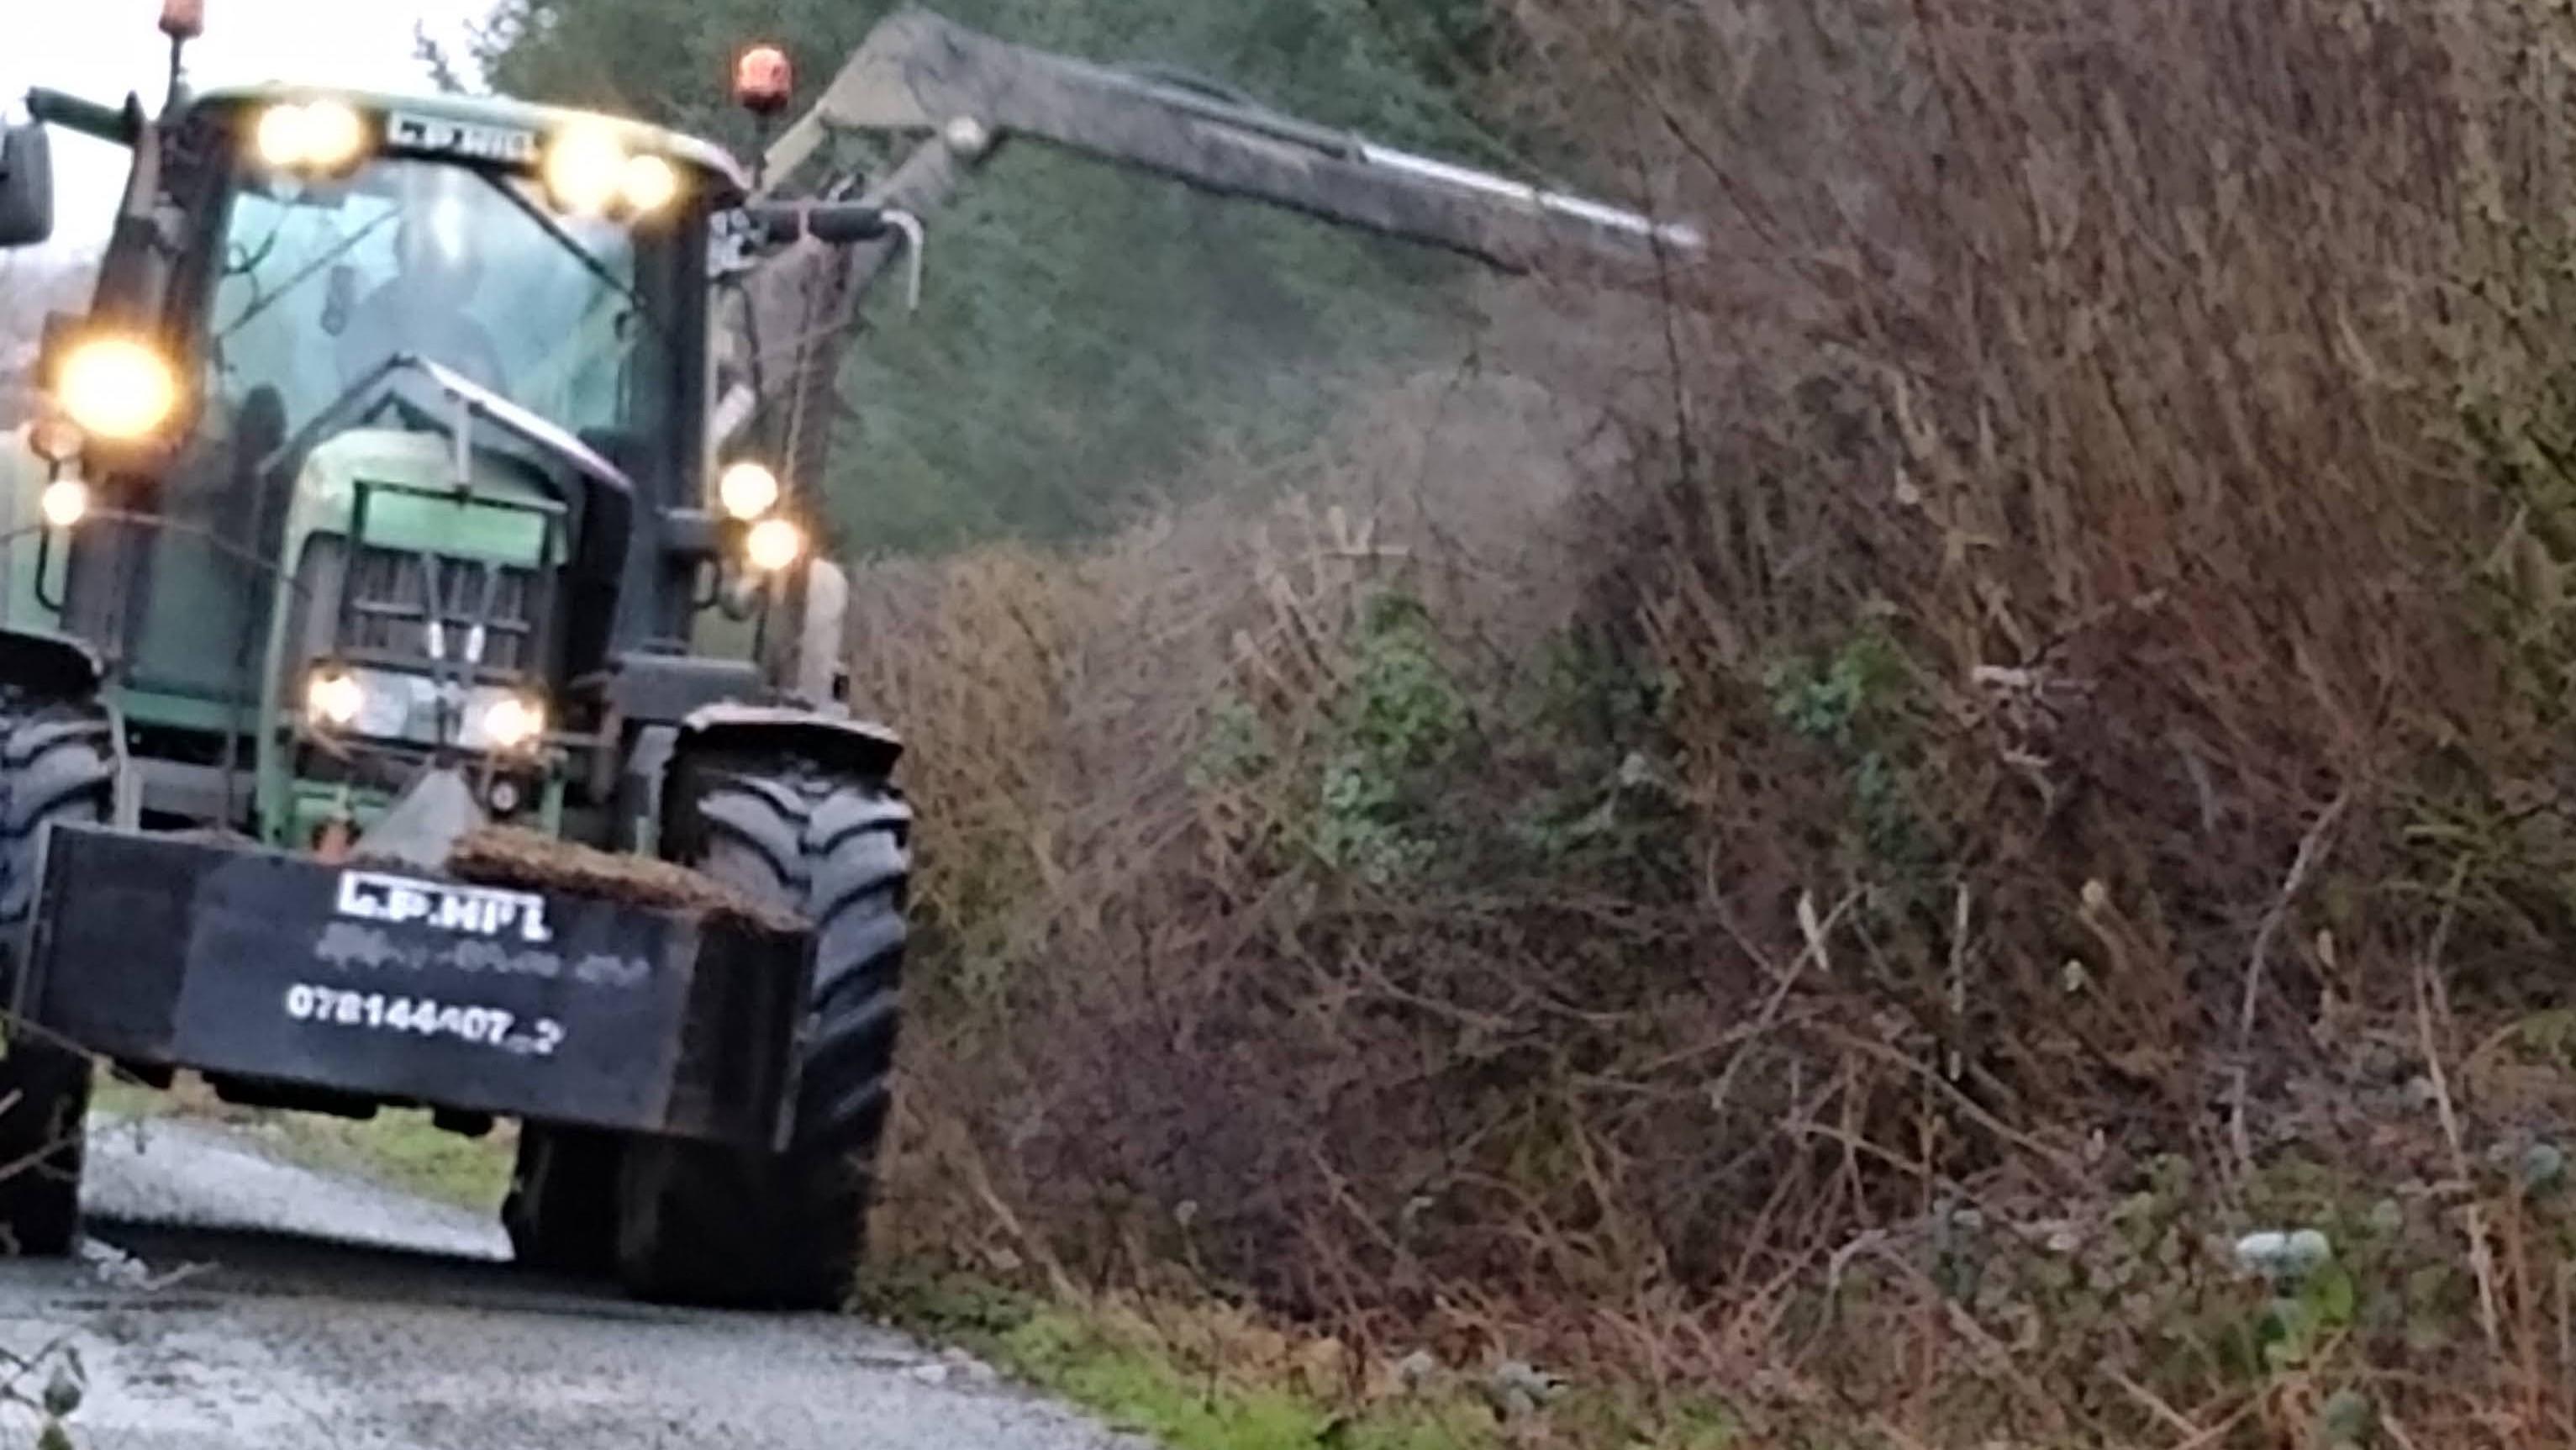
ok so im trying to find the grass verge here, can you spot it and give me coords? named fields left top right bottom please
left=856, top=1263, right=1730, bottom=1450
left=89, top=1073, right=514, bottom=1210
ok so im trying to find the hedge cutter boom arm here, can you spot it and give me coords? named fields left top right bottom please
left=724, top=8, right=1704, bottom=496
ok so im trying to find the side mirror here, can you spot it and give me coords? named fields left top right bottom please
left=0, top=124, right=55, bottom=248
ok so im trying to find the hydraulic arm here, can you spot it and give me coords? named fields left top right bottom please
left=723, top=7, right=1704, bottom=498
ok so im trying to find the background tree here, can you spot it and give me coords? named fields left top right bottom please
left=468, top=0, right=1535, bottom=554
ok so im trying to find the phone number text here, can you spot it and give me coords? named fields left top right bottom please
left=282, top=984, right=564, bottom=1056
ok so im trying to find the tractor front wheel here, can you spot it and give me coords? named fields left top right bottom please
left=0, top=689, right=114, bottom=1256
left=614, top=754, right=909, bottom=1309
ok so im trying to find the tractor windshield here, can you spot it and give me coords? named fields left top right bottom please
left=111, top=149, right=698, bottom=724
left=203, top=154, right=685, bottom=456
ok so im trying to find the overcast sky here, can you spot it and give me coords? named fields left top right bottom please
left=4, top=1, right=497, bottom=249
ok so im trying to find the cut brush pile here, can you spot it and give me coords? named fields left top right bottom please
left=836, top=1, right=2576, bottom=1444
left=445, top=825, right=807, bottom=936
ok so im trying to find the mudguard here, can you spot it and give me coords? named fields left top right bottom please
left=0, top=627, right=99, bottom=699
left=677, top=701, right=903, bottom=777
left=617, top=704, right=902, bottom=858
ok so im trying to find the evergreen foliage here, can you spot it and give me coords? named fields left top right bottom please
left=472, top=0, right=1509, bottom=553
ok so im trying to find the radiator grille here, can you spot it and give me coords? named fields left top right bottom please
left=341, top=547, right=544, bottom=675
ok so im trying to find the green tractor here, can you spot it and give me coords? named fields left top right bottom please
left=0, top=2, right=1694, bottom=1309
left=0, top=17, right=909, bottom=1308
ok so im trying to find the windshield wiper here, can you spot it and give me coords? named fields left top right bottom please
left=471, top=169, right=666, bottom=343
left=216, top=209, right=398, bottom=342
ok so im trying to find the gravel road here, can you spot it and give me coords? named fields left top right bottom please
left=0, top=1112, right=1142, bottom=1450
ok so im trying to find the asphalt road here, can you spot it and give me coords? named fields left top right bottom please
left=0, top=1114, right=1142, bottom=1450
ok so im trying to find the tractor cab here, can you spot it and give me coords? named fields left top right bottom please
left=0, top=14, right=915, bottom=1310
left=0, top=83, right=804, bottom=849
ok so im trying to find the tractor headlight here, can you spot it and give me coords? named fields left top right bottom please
left=544, top=126, right=627, bottom=216
left=38, top=478, right=89, bottom=530
left=301, top=101, right=369, bottom=169
left=716, top=460, right=781, bottom=520
left=304, top=667, right=550, bottom=753
left=54, top=337, right=179, bottom=441
left=255, top=99, right=368, bottom=172
left=27, top=415, right=82, bottom=466
left=621, top=154, right=682, bottom=215
left=253, top=105, right=309, bottom=168
left=475, top=693, right=547, bottom=754
left=305, top=669, right=367, bottom=730
left=744, top=516, right=806, bottom=573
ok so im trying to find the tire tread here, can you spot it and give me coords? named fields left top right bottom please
left=0, top=688, right=110, bottom=1256
left=612, top=752, right=909, bottom=1308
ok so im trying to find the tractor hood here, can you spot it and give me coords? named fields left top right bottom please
left=280, top=430, right=561, bottom=571
left=255, top=355, right=645, bottom=762
left=276, top=355, right=635, bottom=509
left=271, top=354, right=635, bottom=577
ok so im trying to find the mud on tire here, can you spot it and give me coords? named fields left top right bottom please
left=0, top=688, right=114, bottom=1256
left=614, top=753, right=909, bottom=1309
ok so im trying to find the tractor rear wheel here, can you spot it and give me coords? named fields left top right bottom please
left=614, top=754, right=909, bottom=1309
left=502, top=1125, right=622, bottom=1277
left=0, top=689, right=114, bottom=1256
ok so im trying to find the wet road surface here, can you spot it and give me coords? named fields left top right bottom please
left=0, top=1114, right=1139, bottom=1449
